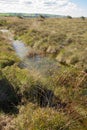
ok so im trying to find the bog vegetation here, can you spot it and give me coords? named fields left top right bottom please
left=0, top=16, right=87, bottom=130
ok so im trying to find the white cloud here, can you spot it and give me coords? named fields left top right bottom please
left=0, top=0, right=86, bottom=16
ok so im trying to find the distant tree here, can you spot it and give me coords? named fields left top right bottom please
left=81, top=16, right=85, bottom=20
left=38, top=15, right=45, bottom=21
left=67, top=15, right=72, bottom=19
left=39, top=15, right=45, bottom=19
left=17, top=15, right=23, bottom=19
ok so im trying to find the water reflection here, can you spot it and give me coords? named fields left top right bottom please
left=12, top=37, right=60, bottom=75
left=0, top=29, right=60, bottom=76
left=13, top=40, right=28, bottom=58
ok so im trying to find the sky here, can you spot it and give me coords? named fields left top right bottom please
left=0, top=0, right=87, bottom=17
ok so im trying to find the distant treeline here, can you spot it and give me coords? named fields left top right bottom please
left=0, top=13, right=66, bottom=18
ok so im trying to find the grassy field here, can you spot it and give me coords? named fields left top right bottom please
left=0, top=16, right=87, bottom=130
left=4, top=16, right=87, bottom=70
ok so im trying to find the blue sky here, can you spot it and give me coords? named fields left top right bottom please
left=0, top=0, right=86, bottom=17
left=72, top=0, right=87, bottom=7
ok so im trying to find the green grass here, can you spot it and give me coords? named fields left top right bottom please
left=5, top=17, right=87, bottom=70
left=0, top=32, right=19, bottom=69
left=0, top=17, right=87, bottom=130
